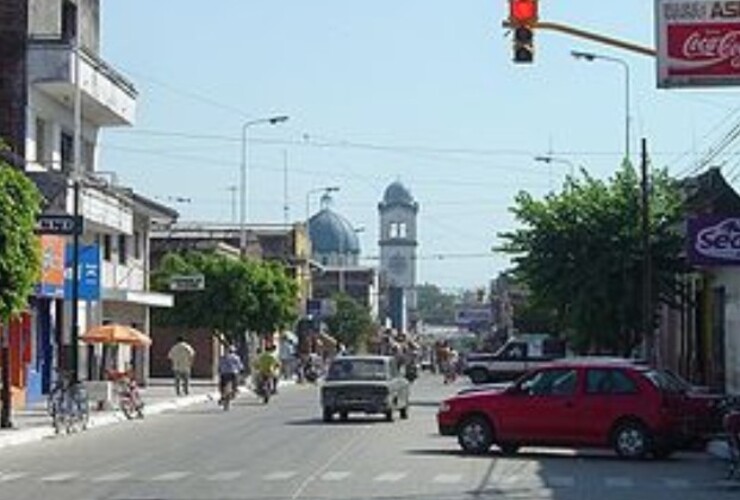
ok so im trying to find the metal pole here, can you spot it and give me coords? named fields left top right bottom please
left=624, top=62, right=631, bottom=162
left=283, top=150, right=289, bottom=226
left=641, top=138, right=652, bottom=364
left=1, top=324, right=11, bottom=428
left=239, top=124, right=248, bottom=256
left=70, top=3, right=82, bottom=383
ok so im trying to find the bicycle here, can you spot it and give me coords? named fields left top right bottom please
left=48, top=372, right=90, bottom=435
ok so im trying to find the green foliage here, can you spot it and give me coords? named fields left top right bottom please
left=152, top=252, right=298, bottom=342
left=499, top=163, right=685, bottom=355
left=0, top=160, right=42, bottom=321
left=416, top=283, right=457, bottom=325
left=324, top=293, right=375, bottom=351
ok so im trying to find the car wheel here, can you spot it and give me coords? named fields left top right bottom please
left=612, top=421, right=651, bottom=459
left=469, top=368, right=489, bottom=385
left=498, top=443, right=520, bottom=455
left=385, top=409, right=395, bottom=422
left=457, top=415, right=493, bottom=455
left=339, top=411, right=349, bottom=421
left=322, top=409, right=333, bottom=423
left=400, top=406, right=409, bottom=420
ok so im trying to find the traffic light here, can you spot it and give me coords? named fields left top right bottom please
left=509, top=0, right=538, bottom=64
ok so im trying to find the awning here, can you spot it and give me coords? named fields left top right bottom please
left=102, top=288, right=174, bottom=307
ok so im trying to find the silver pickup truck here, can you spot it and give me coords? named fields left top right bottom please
left=463, top=338, right=565, bottom=384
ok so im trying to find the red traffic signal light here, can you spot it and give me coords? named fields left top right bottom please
left=509, top=0, right=538, bottom=25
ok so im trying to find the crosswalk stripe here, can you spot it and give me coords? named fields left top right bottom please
left=264, top=471, right=297, bottom=481
left=605, top=477, right=633, bottom=488
left=546, top=475, right=575, bottom=488
left=374, top=472, right=407, bottom=482
left=320, top=471, right=350, bottom=481
left=91, top=472, right=131, bottom=483
left=432, top=473, right=462, bottom=484
left=664, top=478, right=690, bottom=489
left=151, top=471, right=190, bottom=481
left=207, top=471, right=242, bottom=481
left=41, top=472, right=79, bottom=482
left=0, top=472, right=27, bottom=482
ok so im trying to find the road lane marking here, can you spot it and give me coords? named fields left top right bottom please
left=0, top=472, right=27, bottom=482
left=289, top=425, right=370, bottom=499
left=432, top=473, right=462, bottom=484
left=207, top=471, right=242, bottom=481
left=151, top=471, right=190, bottom=481
left=41, top=472, right=79, bottom=482
left=605, top=476, right=633, bottom=488
left=91, top=472, right=131, bottom=483
left=264, top=471, right=297, bottom=481
left=320, top=471, right=351, bottom=481
left=374, top=472, right=407, bottom=482
left=664, top=478, right=690, bottom=489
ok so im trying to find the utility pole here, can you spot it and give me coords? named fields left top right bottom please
left=70, top=1, right=82, bottom=383
left=283, top=150, right=289, bottom=226
left=641, top=138, right=653, bottom=365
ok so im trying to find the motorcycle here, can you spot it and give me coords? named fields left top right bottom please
left=405, top=362, right=418, bottom=383
left=254, top=374, right=273, bottom=404
left=115, top=376, right=144, bottom=419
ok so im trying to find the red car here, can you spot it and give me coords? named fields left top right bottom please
left=437, top=359, right=700, bottom=459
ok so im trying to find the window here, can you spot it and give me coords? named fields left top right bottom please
left=35, top=118, right=47, bottom=166
left=398, top=222, right=407, bottom=238
left=103, top=234, right=112, bottom=261
left=60, top=131, right=74, bottom=173
left=389, top=223, right=398, bottom=238
left=500, top=342, right=527, bottom=360
left=118, top=234, right=127, bottom=264
left=61, top=0, right=78, bottom=42
left=519, top=368, right=578, bottom=396
left=586, top=369, right=638, bottom=395
left=134, top=231, right=142, bottom=260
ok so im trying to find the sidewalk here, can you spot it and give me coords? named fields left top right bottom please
left=0, top=378, right=219, bottom=451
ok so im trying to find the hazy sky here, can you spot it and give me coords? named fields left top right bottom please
left=98, top=1, right=740, bottom=290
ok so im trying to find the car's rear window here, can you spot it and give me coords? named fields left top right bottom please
left=326, top=359, right=388, bottom=381
left=644, top=369, right=686, bottom=394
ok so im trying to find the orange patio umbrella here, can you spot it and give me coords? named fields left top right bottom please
left=81, top=324, right=152, bottom=346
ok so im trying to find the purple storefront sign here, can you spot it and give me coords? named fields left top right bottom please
left=688, top=215, right=740, bottom=266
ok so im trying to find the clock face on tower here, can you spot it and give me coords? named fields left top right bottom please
left=389, top=254, right=408, bottom=276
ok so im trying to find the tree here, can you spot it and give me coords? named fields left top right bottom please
left=0, top=159, right=42, bottom=428
left=325, top=293, right=375, bottom=351
left=416, top=283, right=457, bottom=325
left=499, top=163, right=685, bottom=355
left=152, top=252, right=298, bottom=345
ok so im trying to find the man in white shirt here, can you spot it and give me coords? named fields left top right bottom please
left=167, top=336, right=195, bottom=396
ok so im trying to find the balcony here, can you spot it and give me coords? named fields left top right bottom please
left=28, top=37, right=137, bottom=126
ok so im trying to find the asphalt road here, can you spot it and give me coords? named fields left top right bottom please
left=0, top=374, right=738, bottom=500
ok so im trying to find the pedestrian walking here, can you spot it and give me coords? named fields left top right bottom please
left=168, top=336, right=195, bottom=396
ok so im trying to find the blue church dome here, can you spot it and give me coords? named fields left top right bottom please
left=382, top=181, right=415, bottom=207
left=308, top=208, right=360, bottom=255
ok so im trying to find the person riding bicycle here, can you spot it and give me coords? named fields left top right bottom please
left=218, top=346, right=244, bottom=403
left=254, top=345, right=281, bottom=395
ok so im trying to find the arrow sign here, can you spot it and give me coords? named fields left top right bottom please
left=36, top=215, right=83, bottom=235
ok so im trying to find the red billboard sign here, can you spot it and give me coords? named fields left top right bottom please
left=657, top=1, right=740, bottom=87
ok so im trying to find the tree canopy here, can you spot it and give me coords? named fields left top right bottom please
left=152, top=252, right=299, bottom=342
left=416, top=283, right=457, bottom=325
left=0, top=161, right=42, bottom=321
left=499, top=163, right=686, bottom=355
left=324, top=293, right=375, bottom=351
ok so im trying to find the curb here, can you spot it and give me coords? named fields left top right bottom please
left=0, top=391, right=219, bottom=452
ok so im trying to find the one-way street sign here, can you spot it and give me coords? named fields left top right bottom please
left=35, top=215, right=83, bottom=235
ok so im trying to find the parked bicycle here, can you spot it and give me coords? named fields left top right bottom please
left=47, top=371, right=90, bottom=435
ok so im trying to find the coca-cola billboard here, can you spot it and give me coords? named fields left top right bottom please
left=657, top=0, right=740, bottom=87
left=687, top=215, right=740, bottom=266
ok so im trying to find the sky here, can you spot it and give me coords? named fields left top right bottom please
left=98, top=1, right=740, bottom=291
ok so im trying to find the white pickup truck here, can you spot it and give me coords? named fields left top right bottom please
left=462, top=337, right=566, bottom=384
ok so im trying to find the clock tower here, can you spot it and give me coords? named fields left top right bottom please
left=378, top=181, right=418, bottom=331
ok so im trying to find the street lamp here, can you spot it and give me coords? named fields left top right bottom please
left=571, top=50, right=631, bottom=162
left=534, top=155, right=575, bottom=177
left=240, top=115, right=289, bottom=255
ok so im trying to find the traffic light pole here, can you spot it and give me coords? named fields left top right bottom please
left=503, top=20, right=657, bottom=58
